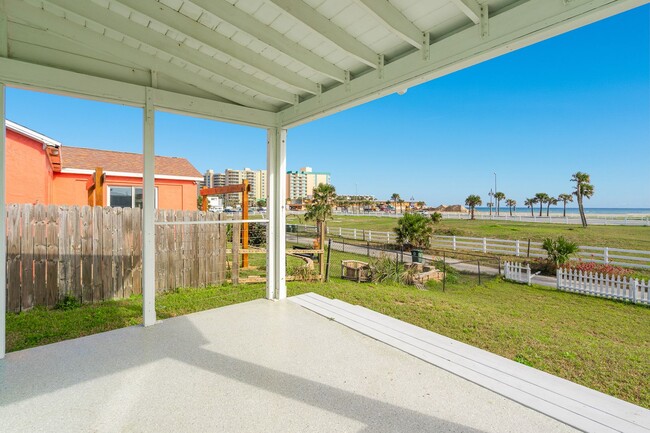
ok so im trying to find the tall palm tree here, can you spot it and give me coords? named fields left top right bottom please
left=571, top=172, right=594, bottom=227
left=305, top=184, right=337, bottom=278
left=390, top=193, right=401, bottom=214
left=465, top=195, right=482, bottom=220
left=535, top=192, right=549, bottom=217
left=546, top=196, right=557, bottom=217
left=558, top=193, right=573, bottom=217
left=505, top=198, right=517, bottom=216
left=494, top=192, right=505, bottom=216
left=524, top=198, right=536, bottom=217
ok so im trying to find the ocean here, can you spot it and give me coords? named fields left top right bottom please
left=473, top=207, right=650, bottom=216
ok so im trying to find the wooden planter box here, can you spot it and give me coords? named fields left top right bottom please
left=341, top=260, right=372, bottom=282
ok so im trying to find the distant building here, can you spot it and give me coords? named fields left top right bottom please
left=286, top=166, right=330, bottom=200
left=204, top=167, right=266, bottom=207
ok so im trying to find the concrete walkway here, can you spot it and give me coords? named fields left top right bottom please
left=1, top=299, right=580, bottom=433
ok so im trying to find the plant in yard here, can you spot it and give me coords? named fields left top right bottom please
left=464, top=195, right=482, bottom=220
left=494, top=192, right=506, bottom=216
left=505, top=198, right=517, bottom=216
left=535, top=192, right=550, bottom=217
left=571, top=172, right=594, bottom=228
left=558, top=193, right=573, bottom=217
left=288, top=264, right=318, bottom=281
left=524, top=198, right=536, bottom=217
left=546, top=196, right=558, bottom=217
left=431, top=212, right=443, bottom=224
left=305, top=184, right=337, bottom=277
left=256, top=198, right=267, bottom=208
left=369, top=254, right=404, bottom=283
left=564, top=261, right=633, bottom=277
left=394, top=213, right=434, bottom=249
left=248, top=223, right=267, bottom=247
left=55, top=294, right=81, bottom=310
left=542, top=236, right=579, bottom=267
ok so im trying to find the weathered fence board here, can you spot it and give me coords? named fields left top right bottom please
left=5, top=204, right=237, bottom=312
left=232, top=223, right=240, bottom=285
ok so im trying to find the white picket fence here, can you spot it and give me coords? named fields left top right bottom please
left=503, top=261, right=532, bottom=285
left=556, top=268, right=650, bottom=305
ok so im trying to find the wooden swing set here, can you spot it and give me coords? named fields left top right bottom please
left=200, top=180, right=251, bottom=268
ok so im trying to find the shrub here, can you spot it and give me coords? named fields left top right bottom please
left=394, top=213, right=433, bottom=249
left=541, top=236, right=579, bottom=267
left=432, top=259, right=460, bottom=283
left=369, top=254, right=405, bottom=284
left=431, top=212, right=443, bottom=224
left=248, top=223, right=267, bottom=247
left=564, top=261, right=633, bottom=277
left=289, top=264, right=319, bottom=280
left=55, top=294, right=81, bottom=310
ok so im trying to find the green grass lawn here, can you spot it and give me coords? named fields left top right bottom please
left=6, top=275, right=649, bottom=408
left=288, top=214, right=650, bottom=250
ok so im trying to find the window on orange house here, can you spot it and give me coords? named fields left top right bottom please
left=108, top=186, right=158, bottom=209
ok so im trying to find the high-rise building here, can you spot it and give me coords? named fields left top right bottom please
left=286, top=167, right=331, bottom=200
left=205, top=168, right=267, bottom=207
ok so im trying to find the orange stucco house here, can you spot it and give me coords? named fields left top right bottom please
left=6, top=120, right=202, bottom=210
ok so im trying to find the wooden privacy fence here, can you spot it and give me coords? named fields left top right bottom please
left=5, top=204, right=233, bottom=312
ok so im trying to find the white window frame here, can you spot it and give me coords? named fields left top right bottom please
left=107, top=185, right=158, bottom=209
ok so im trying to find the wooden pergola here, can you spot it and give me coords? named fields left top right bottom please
left=0, top=0, right=646, bottom=358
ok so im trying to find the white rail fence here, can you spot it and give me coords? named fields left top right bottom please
left=556, top=268, right=650, bottom=305
left=289, top=211, right=650, bottom=226
left=287, top=224, right=650, bottom=269
left=503, top=262, right=532, bottom=285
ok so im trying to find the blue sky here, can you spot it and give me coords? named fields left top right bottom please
left=6, top=5, right=649, bottom=208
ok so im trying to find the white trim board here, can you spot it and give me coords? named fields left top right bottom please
left=289, top=293, right=650, bottom=433
left=60, top=168, right=202, bottom=182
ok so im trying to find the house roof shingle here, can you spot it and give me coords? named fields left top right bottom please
left=62, top=146, right=202, bottom=179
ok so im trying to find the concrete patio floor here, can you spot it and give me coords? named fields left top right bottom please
left=1, top=298, right=582, bottom=433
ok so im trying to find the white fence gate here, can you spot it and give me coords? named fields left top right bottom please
left=503, top=261, right=532, bottom=285
left=556, top=268, right=649, bottom=305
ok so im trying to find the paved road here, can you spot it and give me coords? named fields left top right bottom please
left=288, top=236, right=557, bottom=288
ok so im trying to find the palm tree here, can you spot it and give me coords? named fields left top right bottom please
left=524, top=198, right=536, bottom=217
left=546, top=196, right=557, bottom=217
left=305, top=184, right=337, bottom=278
left=535, top=192, right=549, bottom=217
left=558, top=193, right=573, bottom=218
left=505, top=198, right=517, bottom=216
left=465, top=195, right=482, bottom=220
left=390, top=193, right=400, bottom=214
left=494, top=192, right=505, bottom=216
left=571, top=172, right=594, bottom=227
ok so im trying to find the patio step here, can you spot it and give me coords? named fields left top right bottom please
left=289, top=292, right=650, bottom=433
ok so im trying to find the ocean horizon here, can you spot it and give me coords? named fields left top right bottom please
left=473, top=207, right=650, bottom=216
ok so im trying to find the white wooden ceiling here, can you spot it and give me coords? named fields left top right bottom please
left=0, top=0, right=646, bottom=127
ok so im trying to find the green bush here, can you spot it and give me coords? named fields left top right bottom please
left=394, top=213, right=433, bottom=249
left=542, top=236, right=579, bottom=267
left=431, top=212, right=443, bottom=224
left=55, top=294, right=81, bottom=311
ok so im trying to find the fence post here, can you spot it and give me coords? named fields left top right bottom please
left=482, top=238, right=487, bottom=253
left=452, top=236, right=457, bottom=251
left=367, top=241, right=370, bottom=257
left=339, top=227, right=342, bottom=237
left=325, top=239, right=332, bottom=282
left=477, top=260, right=481, bottom=285
left=515, top=240, right=520, bottom=257
left=353, top=228, right=357, bottom=240
left=603, top=247, right=609, bottom=264
left=632, top=278, right=638, bottom=304
left=527, top=264, right=532, bottom=285
left=556, top=268, right=561, bottom=289
left=368, top=230, right=372, bottom=242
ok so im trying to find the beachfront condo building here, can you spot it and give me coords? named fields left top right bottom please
left=286, top=167, right=331, bottom=200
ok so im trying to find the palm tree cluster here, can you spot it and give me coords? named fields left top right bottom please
left=465, top=171, right=594, bottom=227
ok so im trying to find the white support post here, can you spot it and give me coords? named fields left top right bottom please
left=0, top=82, right=6, bottom=359
left=267, top=127, right=286, bottom=300
left=603, top=247, right=609, bottom=264
left=142, top=87, right=156, bottom=326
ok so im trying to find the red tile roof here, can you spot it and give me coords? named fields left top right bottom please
left=61, top=146, right=202, bottom=178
